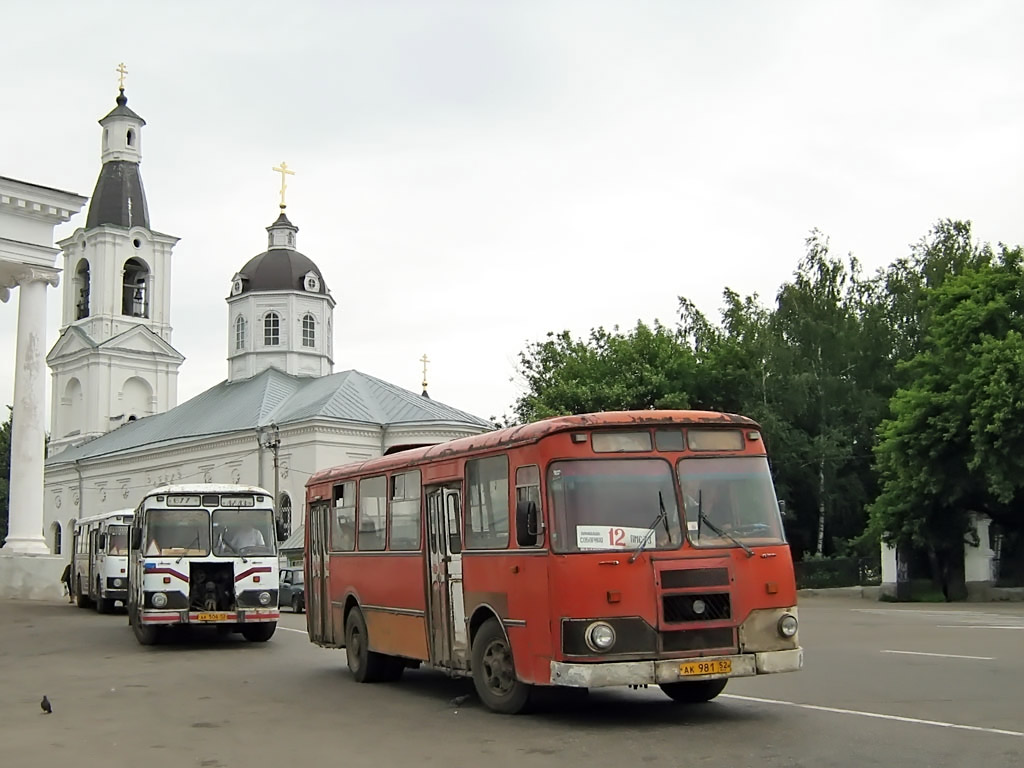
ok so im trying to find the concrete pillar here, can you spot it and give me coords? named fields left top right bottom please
left=879, top=541, right=898, bottom=599
left=4, top=272, right=56, bottom=554
left=965, top=512, right=995, bottom=600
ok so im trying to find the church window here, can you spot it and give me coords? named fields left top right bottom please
left=264, top=312, right=280, bottom=346
left=302, top=314, right=315, bottom=348
left=121, top=257, right=150, bottom=318
left=279, top=493, right=292, bottom=538
left=52, top=522, right=62, bottom=556
left=75, top=259, right=91, bottom=320
left=235, top=315, right=247, bottom=350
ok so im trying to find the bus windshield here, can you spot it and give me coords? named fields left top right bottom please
left=107, top=525, right=129, bottom=555
left=547, top=459, right=683, bottom=553
left=212, top=508, right=277, bottom=557
left=146, top=510, right=211, bottom=556
left=677, top=456, right=786, bottom=548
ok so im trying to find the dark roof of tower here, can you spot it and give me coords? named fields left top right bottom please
left=100, top=89, right=146, bottom=125
left=235, top=249, right=328, bottom=295
left=85, top=160, right=150, bottom=229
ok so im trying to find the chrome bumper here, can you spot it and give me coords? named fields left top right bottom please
left=549, top=648, right=803, bottom=688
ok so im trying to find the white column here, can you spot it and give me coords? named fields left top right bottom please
left=4, top=271, right=57, bottom=553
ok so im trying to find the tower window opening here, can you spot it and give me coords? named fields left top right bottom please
left=75, top=259, right=91, bottom=320
left=302, top=314, right=315, bottom=348
left=264, top=312, right=280, bottom=346
left=121, top=257, right=150, bottom=318
left=126, top=129, right=134, bottom=146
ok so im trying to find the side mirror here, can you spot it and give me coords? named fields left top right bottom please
left=516, top=500, right=540, bottom=547
left=130, top=528, right=142, bottom=551
left=276, top=520, right=288, bottom=542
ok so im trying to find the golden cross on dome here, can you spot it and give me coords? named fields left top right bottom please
left=420, top=353, right=430, bottom=390
left=116, top=62, right=128, bottom=90
left=272, top=161, right=295, bottom=209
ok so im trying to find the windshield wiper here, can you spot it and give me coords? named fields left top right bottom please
left=219, top=529, right=248, bottom=563
left=629, top=491, right=671, bottom=563
left=696, top=490, right=754, bottom=558
left=176, top=531, right=201, bottom=564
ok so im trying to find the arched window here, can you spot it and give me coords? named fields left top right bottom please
left=234, top=315, right=247, bottom=351
left=127, top=129, right=134, bottom=146
left=301, top=314, right=315, bottom=348
left=264, top=312, right=280, bottom=346
left=279, top=493, right=292, bottom=538
left=75, top=259, right=91, bottom=319
left=51, top=522, right=63, bottom=555
left=121, top=257, right=150, bottom=318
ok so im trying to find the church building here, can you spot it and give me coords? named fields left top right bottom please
left=41, top=84, right=494, bottom=559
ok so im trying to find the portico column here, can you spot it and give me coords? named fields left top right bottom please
left=4, top=269, right=58, bottom=554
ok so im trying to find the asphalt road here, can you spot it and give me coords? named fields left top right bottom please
left=2, top=596, right=1022, bottom=768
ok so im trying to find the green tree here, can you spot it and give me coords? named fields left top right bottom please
left=0, top=407, right=11, bottom=544
left=870, top=240, right=1024, bottom=598
left=511, top=320, right=697, bottom=423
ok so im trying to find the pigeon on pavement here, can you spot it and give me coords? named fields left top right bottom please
left=448, top=694, right=471, bottom=707
left=40, top=695, right=52, bottom=714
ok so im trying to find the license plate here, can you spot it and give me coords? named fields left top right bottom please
left=196, top=612, right=231, bottom=622
left=680, top=659, right=732, bottom=677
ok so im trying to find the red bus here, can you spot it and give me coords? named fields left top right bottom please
left=303, top=410, right=802, bottom=714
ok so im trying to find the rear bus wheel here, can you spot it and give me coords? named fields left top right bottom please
left=471, top=618, right=532, bottom=714
left=659, top=679, right=728, bottom=703
left=345, top=606, right=391, bottom=683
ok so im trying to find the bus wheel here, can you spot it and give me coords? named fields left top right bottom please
left=132, top=616, right=161, bottom=646
left=241, top=622, right=276, bottom=642
left=659, top=679, right=728, bottom=703
left=345, top=606, right=389, bottom=683
left=292, top=596, right=303, bottom=614
left=96, top=597, right=113, bottom=614
left=75, top=579, right=90, bottom=609
left=471, top=618, right=532, bottom=714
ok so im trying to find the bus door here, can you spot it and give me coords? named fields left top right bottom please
left=307, top=503, right=334, bottom=644
left=426, top=485, right=468, bottom=670
left=88, top=528, right=99, bottom=599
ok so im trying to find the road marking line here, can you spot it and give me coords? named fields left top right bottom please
left=278, top=627, right=306, bottom=634
left=937, top=625, right=1024, bottom=630
left=721, top=694, right=1024, bottom=738
left=881, top=650, right=993, bottom=660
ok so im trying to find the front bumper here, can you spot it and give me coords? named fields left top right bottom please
left=549, top=648, right=803, bottom=688
left=140, top=609, right=280, bottom=625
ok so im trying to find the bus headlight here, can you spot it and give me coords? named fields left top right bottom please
left=258, top=591, right=272, bottom=606
left=585, top=621, right=616, bottom=652
left=777, top=613, right=798, bottom=638
left=113, top=578, right=123, bottom=588
left=151, top=592, right=168, bottom=608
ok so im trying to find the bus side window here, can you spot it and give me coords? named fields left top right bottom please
left=515, top=464, right=544, bottom=547
left=465, top=455, right=510, bottom=550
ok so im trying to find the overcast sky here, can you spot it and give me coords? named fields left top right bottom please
left=3, top=0, right=1023, bottom=427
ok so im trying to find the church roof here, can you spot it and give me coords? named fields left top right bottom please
left=100, top=89, right=146, bottom=126
left=234, top=248, right=327, bottom=295
left=85, top=160, right=150, bottom=229
left=45, top=367, right=493, bottom=466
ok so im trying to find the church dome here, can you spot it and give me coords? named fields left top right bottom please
left=231, top=212, right=329, bottom=297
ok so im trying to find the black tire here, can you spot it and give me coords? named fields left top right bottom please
left=292, top=596, right=303, bottom=614
left=241, top=622, right=276, bottom=642
left=345, top=606, right=391, bottom=683
left=76, top=578, right=91, bottom=609
left=131, top=615, right=161, bottom=646
left=96, top=597, right=113, bottom=614
left=470, top=618, right=532, bottom=714
left=659, top=679, right=728, bottom=703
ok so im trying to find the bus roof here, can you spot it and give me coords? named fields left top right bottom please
left=307, top=409, right=760, bottom=487
left=140, top=483, right=273, bottom=500
left=75, top=508, right=134, bottom=526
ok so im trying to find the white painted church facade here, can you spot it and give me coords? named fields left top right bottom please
left=39, top=85, right=494, bottom=561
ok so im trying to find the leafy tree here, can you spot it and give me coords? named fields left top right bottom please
left=870, top=239, right=1024, bottom=598
left=0, top=407, right=11, bottom=544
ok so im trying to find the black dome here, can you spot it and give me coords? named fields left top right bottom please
left=235, top=249, right=328, bottom=295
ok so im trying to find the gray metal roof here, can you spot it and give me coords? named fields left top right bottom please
left=279, top=525, right=305, bottom=553
left=85, top=160, right=150, bottom=229
left=46, top=367, right=494, bottom=466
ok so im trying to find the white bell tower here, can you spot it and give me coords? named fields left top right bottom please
left=46, top=71, right=184, bottom=456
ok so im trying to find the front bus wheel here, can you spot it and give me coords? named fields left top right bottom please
left=241, top=622, right=276, bottom=642
left=659, top=678, right=728, bottom=703
left=471, top=618, right=532, bottom=714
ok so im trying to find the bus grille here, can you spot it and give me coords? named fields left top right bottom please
left=661, top=567, right=730, bottom=589
left=661, top=627, right=735, bottom=652
left=662, top=593, right=731, bottom=623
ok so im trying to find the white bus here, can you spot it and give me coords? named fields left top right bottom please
left=72, top=509, right=134, bottom=613
left=126, top=483, right=286, bottom=645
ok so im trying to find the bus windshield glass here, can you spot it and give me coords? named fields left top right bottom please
left=677, top=456, right=786, bottom=548
left=107, top=525, right=129, bottom=555
left=212, top=508, right=277, bottom=557
left=547, top=459, right=683, bottom=553
left=145, top=510, right=211, bottom=557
